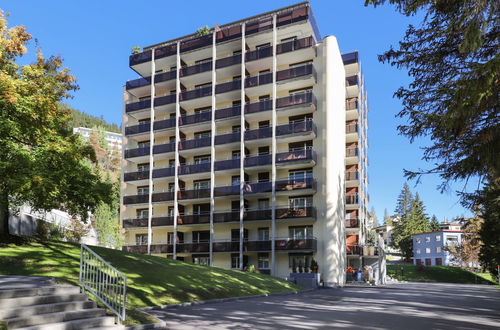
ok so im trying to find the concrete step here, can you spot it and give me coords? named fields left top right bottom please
left=86, top=326, right=125, bottom=330
left=0, top=293, right=87, bottom=309
left=6, top=308, right=105, bottom=329
left=0, top=285, right=80, bottom=299
left=0, top=276, right=54, bottom=290
left=0, top=300, right=96, bottom=319
left=14, top=316, right=116, bottom=330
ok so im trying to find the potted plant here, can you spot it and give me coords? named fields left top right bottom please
left=311, top=259, right=319, bottom=273
left=131, top=46, right=141, bottom=54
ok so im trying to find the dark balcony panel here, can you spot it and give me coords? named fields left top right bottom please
left=213, top=241, right=239, bottom=252
left=214, top=158, right=240, bottom=171
left=342, top=52, right=359, bottom=65
left=215, top=132, right=240, bottom=145
left=179, top=137, right=211, bottom=150
left=346, top=123, right=358, bottom=134
left=124, top=147, right=149, bottom=159
left=346, top=245, right=361, bottom=255
left=245, top=240, right=272, bottom=252
left=346, top=99, right=358, bottom=110
left=150, top=244, right=173, bottom=254
left=276, top=92, right=315, bottom=109
left=345, top=218, right=359, bottom=228
left=152, top=167, right=175, bottom=178
left=126, top=99, right=150, bottom=113
left=276, top=207, right=316, bottom=220
left=152, top=192, right=174, bottom=202
left=154, top=118, right=176, bottom=131
left=176, top=242, right=210, bottom=253
left=245, top=72, right=272, bottom=88
left=215, top=105, right=241, bottom=120
left=123, top=194, right=149, bottom=205
left=215, top=79, right=241, bottom=94
left=214, top=185, right=239, bottom=197
left=180, top=35, right=212, bottom=53
left=122, top=218, right=148, bottom=228
left=216, top=54, right=242, bottom=69
left=180, top=61, right=212, bottom=77
left=245, top=209, right=272, bottom=221
left=346, top=75, right=358, bottom=87
left=122, top=245, right=148, bottom=254
left=276, top=149, right=316, bottom=164
left=244, top=127, right=272, bottom=141
left=154, top=94, right=176, bottom=107
left=179, top=112, right=211, bottom=126
left=178, top=162, right=211, bottom=175
left=155, top=70, right=177, bottom=83
left=125, top=123, right=150, bottom=135
left=245, top=16, right=273, bottom=36
left=130, top=50, right=152, bottom=66
left=245, top=99, right=272, bottom=114
left=153, top=142, right=176, bottom=154
left=275, top=238, right=317, bottom=251
left=155, top=44, right=177, bottom=60
left=213, top=211, right=240, bottom=223
left=276, top=6, right=308, bottom=28
left=178, top=214, right=210, bottom=225
left=180, top=86, right=212, bottom=101
left=244, top=182, right=272, bottom=195
left=245, top=154, right=272, bottom=167
left=277, top=64, right=313, bottom=82
left=245, top=46, right=272, bottom=62
left=276, top=120, right=316, bottom=137
left=346, top=148, right=359, bottom=157
left=276, top=36, right=314, bottom=55
left=124, top=171, right=149, bottom=182
left=126, top=77, right=151, bottom=90
left=346, top=195, right=359, bottom=205
left=275, top=178, right=315, bottom=192
left=216, top=25, right=242, bottom=43
left=345, top=171, right=359, bottom=181
left=179, top=188, right=211, bottom=200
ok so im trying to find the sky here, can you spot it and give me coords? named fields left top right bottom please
left=3, top=0, right=473, bottom=223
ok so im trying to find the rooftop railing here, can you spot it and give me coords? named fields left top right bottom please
left=180, top=61, right=212, bottom=77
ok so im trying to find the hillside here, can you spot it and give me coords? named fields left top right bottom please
left=65, top=105, right=121, bottom=133
left=0, top=236, right=300, bottom=323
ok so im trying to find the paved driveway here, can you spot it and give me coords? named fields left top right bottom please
left=148, top=283, right=500, bottom=329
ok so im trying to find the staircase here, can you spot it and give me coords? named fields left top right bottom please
left=0, top=275, right=123, bottom=330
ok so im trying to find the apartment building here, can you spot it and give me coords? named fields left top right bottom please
left=121, top=2, right=376, bottom=286
left=73, top=127, right=123, bottom=151
left=413, top=230, right=464, bottom=266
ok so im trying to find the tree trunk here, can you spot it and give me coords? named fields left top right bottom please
left=0, top=191, right=9, bottom=235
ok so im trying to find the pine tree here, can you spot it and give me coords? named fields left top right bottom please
left=383, top=208, right=392, bottom=226
left=430, top=215, right=440, bottom=232
left=391, top=183, right=414, bottom=251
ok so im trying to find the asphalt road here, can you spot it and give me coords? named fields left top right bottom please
left=148, top=282, right=500, bottom=329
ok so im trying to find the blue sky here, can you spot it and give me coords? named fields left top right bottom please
left=4, top=0, right=473, bottom=223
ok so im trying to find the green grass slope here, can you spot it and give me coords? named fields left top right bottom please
left=0, top=236, right=300, bottom=320
left=387, top=264, right=497, bottom=285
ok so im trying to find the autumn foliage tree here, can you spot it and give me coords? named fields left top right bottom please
left=0, top=10, right=112, bottom=234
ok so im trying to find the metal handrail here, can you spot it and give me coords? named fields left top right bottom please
left=79, top=244, right=127, bottom=323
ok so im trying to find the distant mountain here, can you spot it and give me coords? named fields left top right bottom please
left=64, top=105, right=121, bottom=133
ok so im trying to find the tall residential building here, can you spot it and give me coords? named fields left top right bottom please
left=73, top=127, right=123, bottom=151
left=121, top=2, right=380, bottom=286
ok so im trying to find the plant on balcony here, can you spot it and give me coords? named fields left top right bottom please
left=131, top=46, right=142, bottom=54
left=195, top=25, right=211, bottom=36
left=311, top=259, right=319, bottom=273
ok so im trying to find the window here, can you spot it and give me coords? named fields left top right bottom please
left=258, top=253, right=270, bottom=269
left=138, top=118, right=151, bottom=125
left=194, top=131, right=211, bottom=139
left=416, top=238, right=422, bottom=244
left=289, top=140, right=312, bottom=151
left=289, top=225, right=313, bottom=239
left=194, top=106, right=211, bottom=114
left=289, top=113, right=313, bottom=123
left=425, top=248, right=431, bottom=254
left=231, top=253, right=240, bottom=269
left=194, top=180, right=210, bottom=190
left=416, top=259, right=422, bottom=266
left=137, top=140, right=150, bottom=148
left=281, top=36, right=297, bottom=43
left=232, top=150, right=241, bottom=159
left=425, top=258, right=432, bottom=266
left=289, top=168, right=312, bottom=183
left=289, top=60, right=313, bottom=68
left=435, top=258, right=443, bottom=265
left=256, top=42, right=271, bottom=50
left=232, top=100, right=241, bottom=107
left=137, top=186, right=149, bottom=195
left=259, top=120, right=270, bottom=128
left=232, top=125, right=241, bottom=133
left=169, top=135, right=176, bottom=143
left=194, top=155, right=211, bottom=164
left=192, top=254, right=210, bottom=266
left=425, top=237, right=431, bottom=243
left=195, top=57, right=211, bottom=64
left=231, top=229, right=248, bottom=242
left=168, top=232, right=184, bottom=244
left=258, top=146, right=270, bottom=155
left=446, top=235, right=459, bottom=244
left=288, top=253, right=312, bottom=268
left=416, top=248, right=421, bottom=254
left=192, top=231, right=210, bottom=243
left=168, top=182, right=175, bottom=192
left=289, top=87, right=313, bottom=96
left=136, top=209, right=148, bottom=219
left=194, top=82, right=212, bottom=89
left=137, top=163, right=149, bottom=172
left=436, top=247, right=442, bottom=253
left=193, top=204, right=210, bottom=215
left=258, top=172, right=270, bottom=182
left=259, top=94, right=271, bottom=101
left=289, top=196, right=313, bottom=209
left=258, top=227, right=269, bottom=241
left=231, top=175, right=240, bottom=186
left=135, top=234, right=148, bottom=245
left=436, top=235, right=441, bottom=242
left=258, top=199, right=269, bottom=210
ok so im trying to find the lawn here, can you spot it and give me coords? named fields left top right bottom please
left=0, top=235, right=300, bottom=324
left=387, top=264, right=497, bottom=285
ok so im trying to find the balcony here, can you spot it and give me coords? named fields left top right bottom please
left=214, top=158, right=240, bottom=171
left=123, top=194, right=148, bottom=205
left=152, top=167, right=175, bottom=179
left=215, top=132, right=240, bottom=145
left=179, top=137, right=211, bottom=151
left=124, top=147, right=149, bottom=159
left=214, top=185, right=239, bottom=197
left=276, top=36, right=314, bottom=55
left=153, top=118, right=176, bottom=131
left=346, top=123, right=358, bottom=134
left=126, top=77, right=150, bottom=90
left=180, top=61, right=212, bottom=77
left=346, top=75, right=359, bottom=87
left=276, top=92, right=316, bottom=111
left=122, top=216, right=175, bottom=228
left=243, top=181, right=272, bottom=194
left=346, top=245, right=361, bottom=255
left=179, top=111, right=211, bottom=126
left=277, top=63, right=314, bottom=82
left=245, top=72, right=272, bottom=88
left=126, top=99, right=150, bottom=113
left=215, top=105, right=241, bottom=120
left=244, top=153, right=272, bottom=168
left=125, top=123, right=150, bottom=136
left=178, top=213, right=210, bottom=225
left=342, top=52, right=359, bottom=65
left=345, top=171, right=359, bottom=181
left=276, top=149, right=316, bottom=165
left=215, top=79, right=241, bottom=94
left=244, top=99, right=272, bottom=115
left=245, top=15, right=273, bottom=36
left=346, top=147, right=359, bottom=157
left=154, top=44, right=177, bottom=60
left=129, top=50, right=152, bottom=67
left=346, top=99, right=358, bottom=111
left=179, top=86, right=212, bottom=102
left=216, top=54, right=242, bottom=69
left=275, top=237, right=317, bottom=251
left=153, top=142, right=176, bottom=155
left=276, top=207, right=316, bottom=220
left=212, top=241, right=241, bottom=252
left=276, top=120, right=316, bottom=138
left=122, top=244, right=173, bottom=254
left=275, top=178, right=316, bottom=192
left=155, top=70, right=177, bottom=83
left=246, top=45, right=272, bottom=62
left=152, top=191, right=174, bottom=202
left=154, top=94, right=176, bottom=107
left=346, top=194, right=359, bottom=205
left=124, top=170, right=149, bottom=182
left=178, top=188, right=211, bottom=200
left=216, top=25, right=242, bottom=43
left=180, top=34, right=212, bottom=53
left=362, top=246, right=380, bottom=257
left=176, top=242, right=210, bottom=253
left=178, top=162, right=211, bottom=175
left=345, top=218, right=360, bottom=228
left=245, top=127, right=272, bottom=141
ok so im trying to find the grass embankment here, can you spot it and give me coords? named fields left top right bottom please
left=0, top=236, right=300, bottom=325
left=387, top=264, right=498, bottom=285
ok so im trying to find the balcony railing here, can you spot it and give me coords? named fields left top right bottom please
left=122, top=216, right=175, bottom=228
left=346, top=75, right=358, bottom=87
left=180, top=34, right=212, bottom=53
left=129, top=50, right=152, bottom=66
left=276, top=207, right=316, bottom=219
left=214, top=158, right=240, bottom=171
left=152, top=167, right=175, bottom=178
left=179, top=111, right=211, bottom=126
left=216, top=25, right=242, bottom=43
left=243, top=181, right=272, bottom=194
left=245, top=127, right=272, bottom=141
left=178, top=213, right=211, bottom=225
left=215, top=54, right=242, bottom=69
left=176, top=242, right=210, bottom=253
left=342, top=52, right=359, bottom=65
left=178, top=162, right=211, bottom=175
left=153, top=118, right=176, bottom=131
left=215, top=79, right=241, bottom=94
left=214, top=185, right=240, bottom=197
left=245, top=99, right=272, bottom=115
left=180, top=61, right=212, bottom=77
left=246, top=45, right=272, bottom=62
left=155, top=70, right=177, bottom=83
left=124, top=147, right=149, bottom=159
left=276, top=149, right=316, bottom=164
left=346, top=123, right=358, bottom=134
left=215, top=105, right=241, bottom=120
left=123, top=194, right=148, bottom=205
left=126, top=99, right=150, bottom=113
left=244, top=153, right=272, bottom=167
left=346, top=194, right=359, bottom=205
left=276, top=92, right=316, bottom=110
left=275, top=178, right=316, bottom=192
left=154, top=94, right=176, bottom=107
left=245, top=72, right=272, bottom=88
left=178, top=188, right=211, bottom=200
left=126, top=77, right=150, bottom=90
left=346, top=99, right=358, bottom=110
left=153, top=142, right=176, bottom=154
left=277, top=63, right=314, bottom=82
left=345, top=218, right=360, bottom=228
left=346, top=147, right=359, bottom=157
left=245, top=15, right=273, bottom=36
left=215, top=132, right=240, bottom=145
left=275, top=237, right=317, bottom=251
left=179, top=137, right=211, bottom=150
left=124, top=170, right=149, bottom=182
left=346, top=245, right=361, bottom=255
left=154, top=44, right=177, bottom=60
left=345, top=171, right=359, bottom=181
left=152, top=192, right=174, bottom=202
left=125, top=123, right=150, bottom=135
left=276, top=36, right=314, bottom=55
left=276, top=120, right=316, bottom=137
left=179, top=86, right=212, bottom=101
